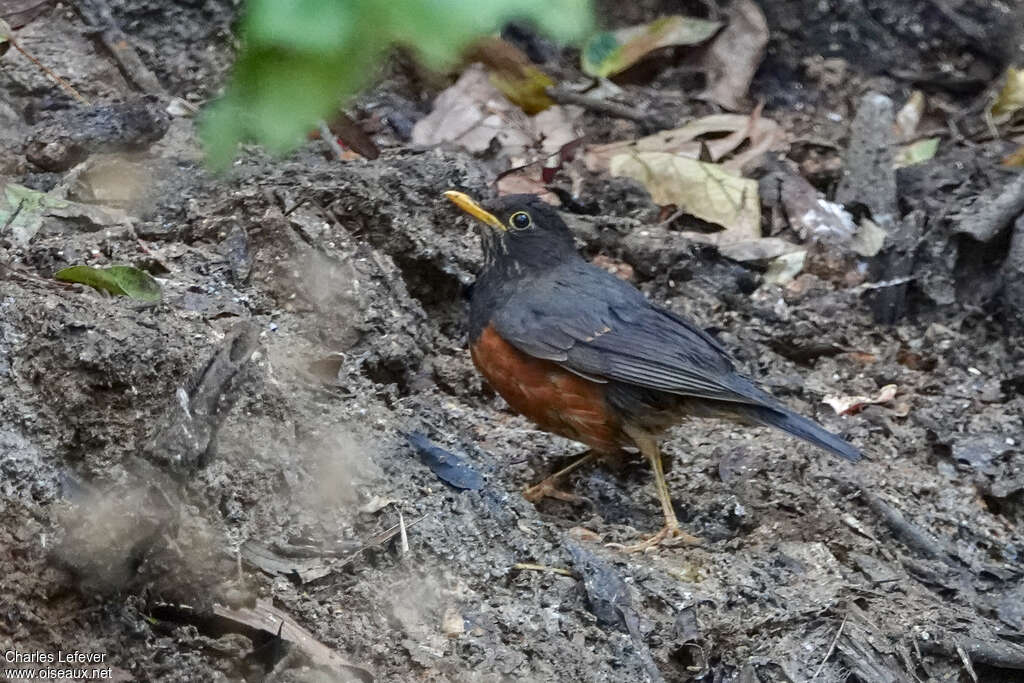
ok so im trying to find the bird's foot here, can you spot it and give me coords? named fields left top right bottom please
left=608, top=524, right=703, bottom=553
left=522, top=479, right=587, bottom=504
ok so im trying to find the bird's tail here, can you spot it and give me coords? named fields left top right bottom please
left=740, top=404, right=863, bottom=462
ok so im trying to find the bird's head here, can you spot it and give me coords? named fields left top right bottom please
left=444, top=191, right=578, bottom=270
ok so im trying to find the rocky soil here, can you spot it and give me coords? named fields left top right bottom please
left=1, top=1, right=1023, bottom=681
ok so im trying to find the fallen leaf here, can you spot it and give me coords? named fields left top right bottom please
left=700, top=0, right=768, bottom=110
left=763, top=250, right=806, bottom=285
left=1, top=183, right=132, bottom=246
left=1002, top=146, right=1024, bottom=167
left=494, top=135, right=582, bottom=203
left=70, top=157, right=150, bottom=205
left=411, top=64, right=579, bottom=159
left=495, top=170, right=559, bottom=203
left=584, top=108, right=781, bottom=174
left=412, top=64, right=533, bottom=153
left=895, top=90, right=925, bottom=139
left=240, top=541, right=333, bottom=583
left=850, top=218, right=887, bottom=257
left=55, top=265, right=162, bottom=302
left=320, top=110, right=380, bottom=160
left=991, top=66, right=1024, bottom=122
left=581, top=15, right=722, bottom=78
left=823, top=384, right=898, bottom=415
left=465, top=36, right=554, bottom=115
left=893, top=137, right=939, bottom=168
left=442, top=607, right=465, bottom=638
left=776, top=173, right=857, bottom=245
left=609, top=152, right=761, bottom=238
left=711, top=236, right=802, bottom=262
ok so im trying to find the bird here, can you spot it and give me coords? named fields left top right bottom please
left=443, top=191, right=862, bottom=551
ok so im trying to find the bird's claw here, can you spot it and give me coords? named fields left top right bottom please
left=522, top=480, right=587, bottom=504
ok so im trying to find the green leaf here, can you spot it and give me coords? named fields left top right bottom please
left=55, top=265, right=162, bottom=302
left=581, top=15, right=722, bottom=78
left=201, top=0, right=594, bottom=169
left=893, top=137, right=939, bottom=169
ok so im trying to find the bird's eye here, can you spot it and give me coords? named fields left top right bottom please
left=509, top=211, right=532, bottom=230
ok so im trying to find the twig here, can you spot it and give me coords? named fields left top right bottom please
left=74, top=0, right=165, bottom=94
left=3, top=30, right=89, bottom=104
left=546, top=86, right=648, bottom=124
left=859, top=490, right=947, bottom=560
left=512, top=562, right=576, bottom=578
left=920, top=636, right=1024, bottom=672
left=956, top=641, right=979, bottom=683
left=811, top=615, right=847, bottom=681
left=336, top=515, right=427, bottom=569
left=398, top=510, right=409, bottom=555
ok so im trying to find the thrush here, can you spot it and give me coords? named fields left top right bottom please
left=444, top=191, right=862, bottom=551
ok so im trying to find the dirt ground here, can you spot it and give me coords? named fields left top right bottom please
left=2, top=1, right=1023, bottom=682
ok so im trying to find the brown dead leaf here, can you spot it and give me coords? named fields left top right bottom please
left=585, top=107, right=781, bottom=173
left=412, top=64, right=532, bottom=153
left=412, top=64, right=580, bottom=162
left=1002, top=145, right=1024, bottom=167
left=776, top=172, right=857, bottom=245
left=495, top=169, right=560, bottom=203
left=823, top=384, right=898, bottom=415
left=321, top=111, right=380, bottom=160
left=700, top=0, right=768, bottom=111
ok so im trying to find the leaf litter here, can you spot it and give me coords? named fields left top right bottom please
left=581, top=14, right=722, bottom=78
left=6, top=3, right=1024, bottom=682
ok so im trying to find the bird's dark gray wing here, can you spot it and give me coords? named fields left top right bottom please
left=492, top=265, right=770, bottom=406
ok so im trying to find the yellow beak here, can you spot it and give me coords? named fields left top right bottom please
left=443, top=191, right=505, bottom=231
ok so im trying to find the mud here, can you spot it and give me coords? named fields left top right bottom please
left=1, top=1, right=1023, bottom=682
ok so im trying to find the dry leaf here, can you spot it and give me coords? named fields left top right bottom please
left=776, top=172, right=857, bottom=245
left=823, top=384, right=898, bottom=415
left=850, top=218, right=887, bottom=257
left=442, top=607, right=465, bottom=638
left=700, top=0, right=768, bottom=110
left=412, top=64, right=579, bottom=159
left=581, top=15, right=722, bottom=78
left=763, top=250, right=806, bottom=285
left=991, top=66, right=1024, bottom=122
left=412, top=65, right=533, bottom=153
left=711, top=236, right=802, bottom=262
left=895, top=90, right=925, bottom=139
left=585, top=108, right=781, bottom=173
left=609, top=152, right=761, bottom=238
left=1003, top=145, right=1024, bottom=167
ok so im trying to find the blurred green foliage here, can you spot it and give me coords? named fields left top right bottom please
left=201, top=0, right=593, bottom=168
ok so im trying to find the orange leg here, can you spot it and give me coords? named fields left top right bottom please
left=610, top=430, right=702, bottom=553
